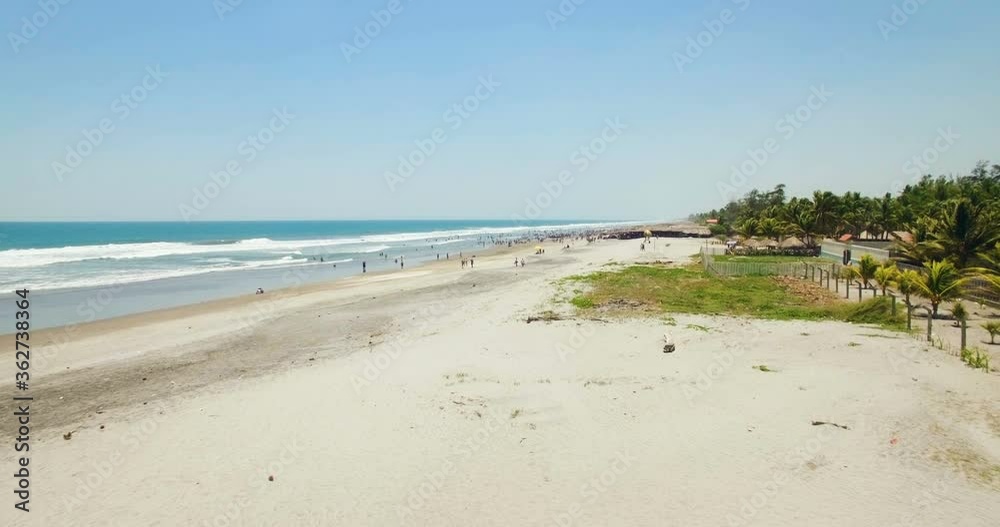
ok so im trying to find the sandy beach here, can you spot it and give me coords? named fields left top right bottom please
left=4, top=237, right=999, bottom=526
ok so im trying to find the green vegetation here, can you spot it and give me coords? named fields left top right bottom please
left=913, top=260, right=966, bottom=316
left=873, top=262, right=899, bottom=295
left=569, top=296, right=594, bottom=309
left=843, top=254, right=880, bottom=289
left=713, top=255, right=817, bottom=263
left=953, top=301, right=969, bottom=350
left=960, top=347, right=991, bottom=372
left=564, top=265, right=904, bottom=329
left=691, top=162, right=1000, bottom=301
left=896, top=269, right=922, bottom=329
left=983, top=321, right=1000, bottom=344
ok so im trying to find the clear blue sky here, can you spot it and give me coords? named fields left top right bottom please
left=2, top=0, right=997, bottom=221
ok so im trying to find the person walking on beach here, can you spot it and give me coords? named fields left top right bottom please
left=362, top=261, right=366, bottom=273
left=520, top=258, right=525, bottom=267
left=514, top=258, right=519, bottom=267
left=470, top=258, right=474, bottom=268
left=400, top=257, right=404, bottom=269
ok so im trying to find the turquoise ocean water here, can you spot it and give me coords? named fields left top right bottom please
left=0, top=220, right=633, bottom=328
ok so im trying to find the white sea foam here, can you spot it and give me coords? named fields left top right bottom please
left=0, top=221, right=638, bottom=290
left=1, top=256, right=321, bottom=291
left=0, top=238, right=376, bottom=268
left=0, top=222, right=635, bottom=268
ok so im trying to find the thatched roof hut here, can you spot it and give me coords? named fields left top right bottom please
left=779, top=236, right=806, bottom=248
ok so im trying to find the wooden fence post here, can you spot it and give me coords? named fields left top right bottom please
left=926, top=308, right=933, bottom=342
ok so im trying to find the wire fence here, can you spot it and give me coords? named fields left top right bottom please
left=701, top=247, right=1000, bottom=308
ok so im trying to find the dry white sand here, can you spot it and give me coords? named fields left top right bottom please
left=3, top=238, right=999, bottom=526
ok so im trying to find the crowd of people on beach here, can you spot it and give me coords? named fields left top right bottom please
left=277, top=229, right=608, bottom=287
left=249, top=230, right=609, bottom=296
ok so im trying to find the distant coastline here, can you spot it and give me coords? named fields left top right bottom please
left=0, top=219, right=644, bottom=328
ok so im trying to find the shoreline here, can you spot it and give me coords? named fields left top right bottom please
left=10, top=221, right=705, bottom=334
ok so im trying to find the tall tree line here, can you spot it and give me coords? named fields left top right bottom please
left=691, top=161, right=1000, bottom=270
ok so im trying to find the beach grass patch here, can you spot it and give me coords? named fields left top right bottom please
left=713, top=255, right=822, bottom=263
left=564, top=265, right=905, bottom=329
left=570, top=296, right=595, bottom=309
left=961, top=348, right=991, bottom=372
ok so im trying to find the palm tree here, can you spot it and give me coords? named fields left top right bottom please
left=874, top=193, right=898, bottom=240
left=838, top=191, right=866, bottom=237
left=951, top=302, right=968, bottom=350
left=785, top=207, right=817, bottom=247
left=912, top=260, right=966, bottom=317
left=735, top=218, right=760, bottom=239
left=983, top=321, right=1000, bottom=344
left=758, top=217, right=785, bottom=241
left=812, top=191, right=840, bottom=237
left=845, top=254, right=880, bottom=289
left=896, top=269, right=922, bottom=330
left=874, top=263, right=898, bottom=295
left=921, top=199, right=1000, bottom=268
